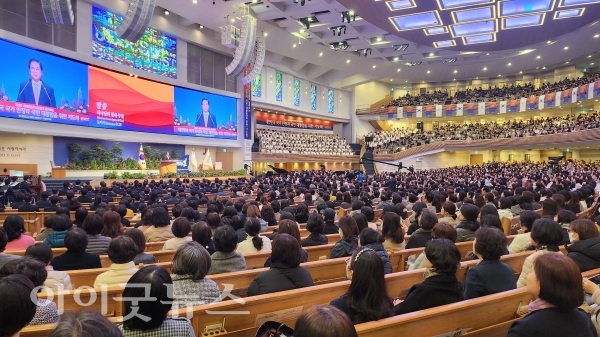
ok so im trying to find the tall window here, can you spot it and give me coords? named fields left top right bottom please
left=293, top=78, right=300, bottom=106
left=327, top=89, right=334, bottom=113
left=252, top=73, right=261, bottom=97
left=0, top=0, right=77, bottom=51
left=275, top=72, right=283, bottom=101
left=310, top=84, right=317, bottom=110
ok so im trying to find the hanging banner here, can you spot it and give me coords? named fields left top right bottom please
left=435, top=104, right=442, bottom=117
left=596, top=80, right=600, bottom=96
left=456, top=103, right=463, bottom=116
left=425, top=105, right=433, bottom=118
left=499, top=101, right=507, bottom=114
left=546, top=92, right=554, bottom=109
left=489, top=101, right=497, bottom=114
left=563, top=88, right=571, bottom=104
left=519, top=98, right=527, bottom=112
left=528, top=95, right=537, bottom=110
left=255, top=111, right=334, bottom=131
left=589, top=82, right=595, bottom=100
left=571, top=87, right=578, bottom=103
left=538, top=95, right=545, bottom=110
left=405, top=106, right=413, bottom=118
left=466, top=103, right=475, bottom=116
left=510, top=99, right=518, bottom=113
left=555, top=91, right=562, bottom=107
left=396, top=106, right=403, bottom=119
left=478, top=102, right=485, bottom=115
left=243, top=64, right=253, bottom=140
left=579, top=85, right=587, bottom=100
left=445, top=104, right=453, bottom=117
left=416, top=106, right=423, bottom=118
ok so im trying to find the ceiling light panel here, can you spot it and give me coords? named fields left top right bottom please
left=502, top=13, right=546, bottom=29
left=386, top=0, right=417, bottom=11
left=437, top=0, right=494, bottom=10
left=451, top=19, right=497, bottom=37
left=389, top=11, right=442, bottom=31
left=558, top=0, right=600, bottom=6
left=424, top=26, right=449, bottom=35
left=499, top=0, right=555, bottom=16
left=463, top=33, right=497, bottom=44
left=553, top=7, right=585, bottom=18
left=434, top=40, right=457, bottom=47
left=452, top=6, right=495, bottom=23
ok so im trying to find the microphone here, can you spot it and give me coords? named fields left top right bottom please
left=17, top=80, right=30, bottom=100
left=42, top=83, right=52, bottom=106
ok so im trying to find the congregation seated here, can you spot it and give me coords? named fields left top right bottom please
left=208, top=226, right=246, bottom=275
left=43, top=215, right=72, bottom=248
left=25, top=243, right=73, bottom=291
left=93, top=236, right=139, bottom=288
left=0, top=227, right=19, bottom=269
left=51, top=228, right=102, bottom=271
left=82, top=213, right=112, bottom=255
left=162, top=217, right=192, bottom=250
left=358, top=228, right=392, bottom=274
left=301, top=213, right=328, bottom=247
left=0, top=274, right=37, bottom=336
left=256, top=129, right=354, bottom=156
left=3, top=215, right=34, bottom=251
left=330, top=216, right=359, bottom=259
left=294, top=305, right=358, bottom=337
left=566, top=219, right=600, bottom=272
left=264, top=219, right=308, bottom=266
left=48, top=310, right=123, bottom=337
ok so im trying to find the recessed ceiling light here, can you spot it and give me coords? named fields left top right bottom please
left=293, top=44, right=297, bottom=48
left=263, top=32, right=268, bottom=37
left=566, top=61, right=569, bottom=64
left=519, top=71, right=523, bottom=73
left=536, top=55, right=541, bottom=59
left=427, top=70, right=430, bottom=73
left=377, top=37, right=382, bottom=42
left=405, top=80, right=408, bottom=82
left=429, top=53, right=434, bottom=56
left=199, top=24, right=204, bottom=29
left=319, top=52, right=323, bottom=56
left=546, top=40, right=552, bottom=44
left=536, top=67, right=539, bottom=69
left=394, top=57, right=399, bottom=61
left=193, top=0, right=197, bottom=3
left=349, top=10, right=355, bottom=15
left=498, top=74, right=501, bottom=77
left=486, top=53, right=489, bottom=55
left=390, top=79, right=393, bottom=81
left=453, top=70, right=457, bottom=73
left=507, top=63, right=512, bottom=66
left=594, top=34, right=599, bottom=38
left=564, top=46, right=569, bottom=50
left=542, top=66, right=546, bottom=69
left=592, top=63, right=596, bottom=65
left=231, top=18, right=235, bottom=23
left=164, top=9, right=170, bottom=15
left=373, top=65, right=377, bottom=68
left=483, top=67, right=487, bottom=70
left=589, top=55, right=592, bottom=58
left=347, top=59, right=350, bottom=63
left=397, top=68, right=401, bottom=72
left=476, top=77, right=479, bottom=79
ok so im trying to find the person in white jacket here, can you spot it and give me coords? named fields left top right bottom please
left=93, top=236, right=139, bottom=288
left=25, top=243, right=73, bottom=291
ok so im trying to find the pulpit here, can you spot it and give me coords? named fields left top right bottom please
left=159, top=160, right=179, bottom=176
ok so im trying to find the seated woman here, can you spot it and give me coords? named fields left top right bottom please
left=405, top=209, right=438, bottom=249
left=409, top=222, right=457, bottom=270
left=1, top=257, right=60, bottom=326
left=236, top=218, right=272, bottom=254
left=330, top=216, right=359, bottom=259
left=3, top=215, right=35, bottom=251
left=393, top=239, right=463, bottom=315
left=508, top=210, right=540, bottom=254
left=566, top=219, right=600, bottom=272
left=508, top=254, right=596, bottom=337
left=321, top=208, right=339, bottom=235
left=248, top=234, right=314, bottom=296
left=438, top=202, right=458, bottom=226
left=34, top=215, right=54, bottom=242
left=264, top=219, right=308, bottom=267
left=247, top=205, right=268, bottom=232
left=497, top=197, right=514, bottom=221
left=119, top=266, right=195, bottom=336
left=144, top=207, right=174, bottom=242
left=330, top=247, right=394, bottom=323
left=464, top=227, right=516, bottom=299
left=51, top=229, right=102, bottom=271
left=25, top=243, right=73, bottom=291
left=100, top=211, right=124, bottom=239
left=358, top=228, right=392, bottom=274
left=294, top=305, right=358, bottom=337
left=162, top=218, right=192, bottom=251
left=93, top=236, right=139, bottom=288
left=191, top=221, right=216, bottom=255
left=171, top=242, right=220, bottom=309
left=82, top=214, right=112, bottom=255
left=123, top=228, right=156, bottom=265
left=557, top=209, right=577, bottom=245
left=208, top=226, right=246, bottom=275
left=0, top=274, right=37, bottom=336
left=294, top=203, right=310, bottom=224
left=381, top=212, right=405, bottom=251
left=517, top=218, right=564, bottom=288
left=455, top=204, right=480, bottom=242
left=43, top=215, right=72, bottom=248
left=302, top=213, right=328, bottom=247
left=48, top=310, right=123, bottom=337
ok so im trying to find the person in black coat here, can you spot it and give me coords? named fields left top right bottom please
left=330, top=216, right=359, bottom=259
left=359, top=228, right=392, bottom=274
left=405, top=209, right=437, bottom=249
left=566, top=219, right=600, bottom=272
left=36, top=191, right=52, bottom=209
left=248, top=234, right=313, bottom=296
left=51, top=228, right=102, bottom=271
left=302, top=213, right=328, bottom=247
left=321, top=208, right=339, bottom=235
left=507, top=254, right=596, bottom=337
left=464, top=227, right=516, bottom=299
left=17, top=195, right=40, bottom=212
left=394, top=239, right=463, bottom=315
left=44, top=196, right=61, bottom=212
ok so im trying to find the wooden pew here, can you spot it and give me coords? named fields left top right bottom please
left=100, top=250, right=176, bottom=268
left=244, top=244, right=335, bottom=269
left=6, top=247, right=67, bottom=257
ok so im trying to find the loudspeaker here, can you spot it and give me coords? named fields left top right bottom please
left=116, top=0, right=156, bottom=43
left=41, top=0, right=74, bottom=25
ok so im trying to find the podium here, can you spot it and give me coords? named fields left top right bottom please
left=159, top=160, right=179, bottom=176
left=51, top=167, right=67, bottom=179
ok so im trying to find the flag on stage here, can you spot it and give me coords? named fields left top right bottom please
left=189, top=148, right=198, bottom=172
left=202, top=148, right=214, bottom=170
left=137, top=144, right=146, bottom=170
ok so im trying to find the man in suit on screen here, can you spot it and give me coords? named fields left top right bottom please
left=17, top=59, right=56, bottom=108
left=195, top=98, right=217, bottom=128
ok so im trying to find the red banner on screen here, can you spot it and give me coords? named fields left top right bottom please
left=255, top=112, right=333, bottom=131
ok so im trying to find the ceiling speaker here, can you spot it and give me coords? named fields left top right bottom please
left=41, top=0, right=74, bottom=25
left=116, top=0, right=156, bottom=43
